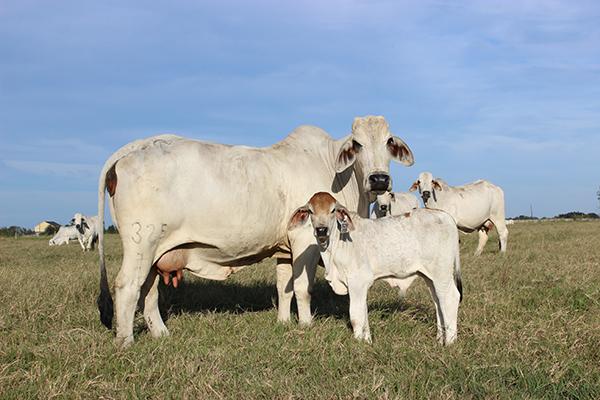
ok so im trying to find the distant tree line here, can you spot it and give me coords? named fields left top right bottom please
left=511, top=212, right=599, bottom=220
left=0, top=225, right=119, bottom=237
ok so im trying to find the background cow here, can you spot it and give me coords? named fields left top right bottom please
left=97, top=116, right=415, bottom=346
left=410, top=172, right=508, bottom=255
left=72, top=213, right=100, bottom=251
left=48, top=225, right=79, bottom=246
left=370, top=191, right=419, bottom=219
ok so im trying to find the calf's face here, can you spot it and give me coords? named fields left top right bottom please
left=335, top=116, right=414, bottom=195
left=376, top=192, right=395, bottom=215
left=409, top=172, right=442, bottom=205
left=288, top=192, right=355, bottom=250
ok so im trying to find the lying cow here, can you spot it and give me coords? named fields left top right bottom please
left=409, top=172, right=508, bottom=256
left=370, top=191, right=418, bottom=219
left=97, top=116, right=415, bottom=346
left=48, top=225, right=79, bottom=246
left=72, top=213, right=100, bottom=251
left=289, top=192, right=462, bottom=345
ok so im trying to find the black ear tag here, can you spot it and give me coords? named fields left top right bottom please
left=339, top=218, right=349, bottom=234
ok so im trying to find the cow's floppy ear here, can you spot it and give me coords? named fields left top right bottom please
left=335, top=205, right=355, bottom=232
left=409, top=180, right=419, bottom=192
left=288, top=206, right=310, bottom=231
left=387, top=136, right=414, bottom=166
left=335, top=138, right=362, bottom=173
left=432, top=180, right=443, bottom=191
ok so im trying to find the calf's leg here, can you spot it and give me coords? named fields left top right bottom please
left=276, top=259, right=294, bottom=323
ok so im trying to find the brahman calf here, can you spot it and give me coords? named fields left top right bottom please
left=289, top=192, right=462, bottom=345
left=370, top=191, right=419, bottom=219
left=49, top=225, right=79, bottom=246
left=72, top=213, right=100, bottom=251
left=410, top=172, right=508, bottom=255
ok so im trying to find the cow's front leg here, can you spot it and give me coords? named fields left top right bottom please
left=348, top=275, right=372, bottom=343
left=289, top=227, right=319, bottom=326
left=276, top=259, right=294, bottom=323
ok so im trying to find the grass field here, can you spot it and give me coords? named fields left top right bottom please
left=1, top=221, right=599, bottom=399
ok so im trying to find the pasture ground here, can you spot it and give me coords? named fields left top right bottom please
left=1, top=221, right=599, bottom=399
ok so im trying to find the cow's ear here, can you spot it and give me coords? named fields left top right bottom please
left=288, top=206, right=310, bottom=231
left=335, top=139, right=362, bottom=173
left=432, top=180, right=443, bottom=191
left=387, top=136, right=414, bottom=166
left=335, top=205, right=355, bottom=232
left=409, top=180, right=419, bottom=192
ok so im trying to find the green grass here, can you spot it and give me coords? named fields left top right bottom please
left=1, top=221, right=599, bottom=399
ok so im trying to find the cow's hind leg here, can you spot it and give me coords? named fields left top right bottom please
left=492, top=218, right=509, bottom=253
left=139, top=267, right=169, bottom=338
left=114, top=246, right=155, bottom=347
left=474, top=228, right=489, bottom=256
left=425, top=275, right=460, bottom=346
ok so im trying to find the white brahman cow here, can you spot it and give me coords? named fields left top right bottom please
left=288, top=192, right=462, bottom=345
left=410, top=172, right=508, bottom=256
left=97, top=116, right=414, bottom=346
left=48, top=225, right=79, bottom=246
left=72, top=213, right=100, bottom=251
left=370, top=191, right=418, bottom=219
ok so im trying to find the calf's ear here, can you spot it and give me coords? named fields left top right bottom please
left=387, top=136, right=414, bottom=166
left=288, top=206, right=310, bottom=231
left=335, top=138, right=362, bottom=173
left=409, top=180, right=419, bottom=192
left=335, top=205, right=355, bottom=232
left=432, top=180, right=443, bottom=191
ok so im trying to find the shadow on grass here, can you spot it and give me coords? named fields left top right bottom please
left=157, top=277, right=433, bottom=325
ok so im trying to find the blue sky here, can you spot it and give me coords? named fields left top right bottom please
left=1, top=0, right=599, bottom=227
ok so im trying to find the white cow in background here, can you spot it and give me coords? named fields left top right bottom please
left=48, top=225, right=79, bottom=246
left=370, top=191, right=418, bottom=219
left=410, top=172, right=508, bottom=256
left=72, top=213, right=100, bottom=251
left=288, top=192, right=462, bottom=345
left=97, top=116, right=415, bottom=347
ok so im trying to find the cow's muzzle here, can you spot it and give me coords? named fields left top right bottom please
left=379, top=204, right=389, bottom=214
left=75, top=224, right=85, bottom=234
left=422, top=191, right=431, bottom=204
left=368, top=173, right=391, bottom=193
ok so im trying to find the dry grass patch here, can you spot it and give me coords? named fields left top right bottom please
left=1, top=221, right=599, bottom=399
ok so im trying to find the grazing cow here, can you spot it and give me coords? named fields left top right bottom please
left=410, top=172, right=508, bottom=255
left=48, top=225, right=79, bottom=246
left=72, top=213, right=100, bottom=251
left=97, top=116, right=415, bottom=346
left=288, top=192, right=462, bottom=345
left=370, top=191, right=419, bottom=219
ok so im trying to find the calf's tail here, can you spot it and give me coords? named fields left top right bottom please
left=97, top=163, right=114, bottom=329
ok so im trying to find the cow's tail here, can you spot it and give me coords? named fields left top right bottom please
left=454, top=243, right=463, bottom=303
left=97, top=161, right=114, bottom=329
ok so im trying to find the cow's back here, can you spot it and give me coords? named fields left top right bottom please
left=108, top=128, right=360, bottom=263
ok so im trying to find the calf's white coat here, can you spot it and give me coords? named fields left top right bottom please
left=289, top=192, right=462, bottom=345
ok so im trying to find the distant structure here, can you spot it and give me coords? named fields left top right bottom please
left=33, top=221, right=60, bottom=236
